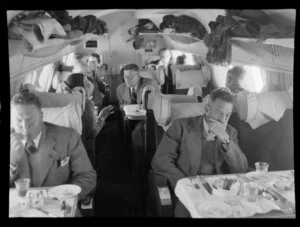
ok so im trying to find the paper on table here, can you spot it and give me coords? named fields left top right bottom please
left=123, top=104, right=146, bottom=116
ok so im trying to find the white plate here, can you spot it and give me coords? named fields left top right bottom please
left=48, top=184, right=81, bottom=199
left=197, top=201, right=232, bottom=218
left=245, top=172, right=274, bottom=183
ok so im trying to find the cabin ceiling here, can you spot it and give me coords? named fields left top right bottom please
left=7, top=9, right=296, bottom=34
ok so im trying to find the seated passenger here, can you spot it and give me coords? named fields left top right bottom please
left=155, top=48, right=175, bottom=94
left=116, top=64, right=159, bottom=178
left=116, top=63, right=159, bottom=106
left=225, top=66, right=247, bottom=94
left=10, top=92, right=97, bottom=201
left=151, top=87, right=248, bottom=217
left=73, top=53, right=104, bottom=109
left=63, top=73, right=114, bottom=139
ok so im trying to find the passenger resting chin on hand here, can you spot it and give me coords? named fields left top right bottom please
left=151, top=87, right=248, bottom=217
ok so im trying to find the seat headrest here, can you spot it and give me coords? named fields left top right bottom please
left=32, top=90, right=83, bottom=109
left=42, top=102, right=82, bottom=135
left=187, top=85, right=203, bottom=97
left=174, top=65, right=211, bottom=89
left=140, top=70, right=155, bottom=80
left=148, top=91, right=204, bottom=130
left=236, top=90, right=293, bottom=129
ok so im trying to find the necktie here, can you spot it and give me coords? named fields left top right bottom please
left=25, top=140, right=37, bottom=154
left=131, top=88, right=137, bottom=104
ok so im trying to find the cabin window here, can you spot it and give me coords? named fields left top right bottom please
left=36, top=63, right=56, bottom=92
left=229, top=64, right=265, bottom=93
left=242, top=65, right=265, bottom=93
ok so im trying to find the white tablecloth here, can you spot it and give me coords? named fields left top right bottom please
left=9, top=187, right=78, bottom=217
left=123, top=104, right=146, bottom=120
left=174, top=171, right=295, bottom=218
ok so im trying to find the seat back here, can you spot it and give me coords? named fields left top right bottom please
left=235, top=109, right=293, bottom=171
left=173, top=65, right=211, bottom=93
left=42, top=102, right=83, bottom=135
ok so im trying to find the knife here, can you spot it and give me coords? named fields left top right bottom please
left=34, top=207, right=59, bottom=217
left=265, top=187, right=294, bottom=213
left=199, top=176, right=213, bottom=195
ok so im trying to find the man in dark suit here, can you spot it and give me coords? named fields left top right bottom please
left=151, top=87, right=248, bottom=217
left=10, top=92, right=97, bottom=201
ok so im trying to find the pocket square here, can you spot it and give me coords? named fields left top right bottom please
left=58, top=156, right=70, bottom=167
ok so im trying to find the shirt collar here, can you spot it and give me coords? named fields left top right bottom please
left=203, top=117, right=210, bottom=135
left=22, top=130, right=42, bottom=147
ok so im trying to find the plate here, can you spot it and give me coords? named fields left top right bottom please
left=197, top=201, right=232, bottom=218
left=245, top=172, right=274, bottom=183
left=48, top=184, right=81, bottom=199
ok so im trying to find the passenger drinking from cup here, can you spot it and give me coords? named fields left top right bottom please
left=10, top=91, right=97, bottom=201
left=152, top=87, right=248, bottom=217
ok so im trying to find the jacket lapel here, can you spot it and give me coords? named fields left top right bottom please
left=123, top=84, right=132, bottom=104
left=34, top=125, right=57, bottom=187
left=186, top=117, right=203, bottom=175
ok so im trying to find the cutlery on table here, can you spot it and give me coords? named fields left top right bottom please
left=190, top=177, right=200, bottom=189
left=199, top=176, right=213, bottom=195
left=34, top=207, right=59, bottom=217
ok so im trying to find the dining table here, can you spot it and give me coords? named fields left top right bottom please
left=174, top=170, right=295, bottom=218
left=9, top=186, right=78, bottom=218
left=122, top=104, right=146, bottom=121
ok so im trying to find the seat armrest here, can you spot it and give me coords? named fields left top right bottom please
left=78, top=189, right=96, bottom=217
left=147, top=170, right=174, bottom=217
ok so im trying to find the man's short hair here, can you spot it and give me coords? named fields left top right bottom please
left=227, top=66, right=246, bottom=80
left=123, top=64, right=139, bottom=72
left=11, top=91, right=42, bottom=110
left=90, top=53, right=101, bottom=64
left=209, top=87, right=235, bottom=104
left=159, top=48, right=169, bottom=55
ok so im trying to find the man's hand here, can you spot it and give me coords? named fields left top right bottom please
left=208, top=120, right=229, bottom=143
left=98, top=105, right=115, bottom=120
left=10, top=132, right=25, bottom=165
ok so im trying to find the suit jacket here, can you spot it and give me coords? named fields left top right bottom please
left=10, top=122, right=97, bottom=200
left=151, top=116, right=248, bottom=189
left=116, top=77, right=158, bottom=105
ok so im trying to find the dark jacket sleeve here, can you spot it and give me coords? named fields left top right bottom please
left=220, top=127, right=248, bottom=173
left=68, top=129, right=97, bottom=200
left=151, top=119, right=187, bottom=189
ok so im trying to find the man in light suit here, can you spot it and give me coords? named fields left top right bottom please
left=116, top=64, right=157, bottom=106
left=10, top=92, right=97, bottom=201
left=152, top=87, right=248, bottom=217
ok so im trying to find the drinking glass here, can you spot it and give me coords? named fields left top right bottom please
left=15, top=178, right=30, bottom=198
left=244, top=183, right=259, bottom=202
left=255, top=162, right=269, bottom=173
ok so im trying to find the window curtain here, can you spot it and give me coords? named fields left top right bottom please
left=36, top=63, right=56, bottom=92
left=259, top=68, right=293, bottom=91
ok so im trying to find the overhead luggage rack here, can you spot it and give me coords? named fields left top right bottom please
left=20, top=33, right=99, bottom=58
